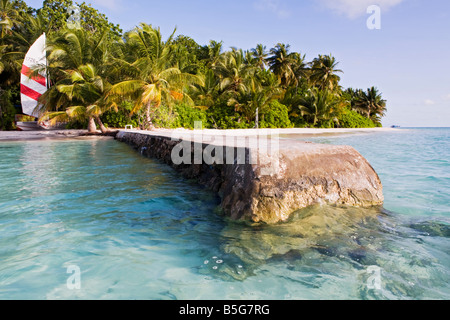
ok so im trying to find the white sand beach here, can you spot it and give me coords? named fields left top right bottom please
left=0, top=127, right=400, bottom=141
left=151, top=127, right=400, bottom=137
left=0, top=130, right=92, bottom=141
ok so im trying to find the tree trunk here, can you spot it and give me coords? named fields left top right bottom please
left=87, top=117, right=97, bottom=133
left=145, top=102, right=155, bottom=130
left=145, top=104, right=151, bottom=126
left=95, top=116, right=108, bottom=134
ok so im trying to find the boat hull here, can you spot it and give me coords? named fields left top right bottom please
left=16, top=121, right=67, bottom=131
left=16, top=122, right=46, bottom=131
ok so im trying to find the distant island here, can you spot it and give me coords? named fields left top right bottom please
left=0, top=0, right=387, bottom=132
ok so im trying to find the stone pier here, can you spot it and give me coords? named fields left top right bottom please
left=116, top=129, right=384, bottom=224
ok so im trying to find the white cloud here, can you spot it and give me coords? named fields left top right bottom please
left=254, top=0, right=291, bottom=18
left=317, top=0, right=405, bottom=19
left=424, top=99, right=436, bottom=106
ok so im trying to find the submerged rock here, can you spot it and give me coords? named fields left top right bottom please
left=116, top=130, right=384, bottom=224
left=224, top=140, right=384, bottom=223
left=408, top=221, right=450, bottom=238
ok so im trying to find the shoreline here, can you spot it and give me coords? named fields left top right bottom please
left=0, top=127, right=401, bottom=142
left=0, top=130, right=114, bottom=142
left=149, top=127, right=400, bottom=136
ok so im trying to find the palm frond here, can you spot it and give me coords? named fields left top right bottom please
left=66, top=106, right=87, bottom=119
left=39, top=111, right=69, bottom=126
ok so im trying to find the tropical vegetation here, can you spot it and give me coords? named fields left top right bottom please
left=0, top=0, right=387, bottom=132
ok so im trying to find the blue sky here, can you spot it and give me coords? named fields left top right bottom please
left=26, top=0, right=450, bottom=127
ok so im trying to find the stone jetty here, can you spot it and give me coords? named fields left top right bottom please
left=116, top=129, right=384, bottom=224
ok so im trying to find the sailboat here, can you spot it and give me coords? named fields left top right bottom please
left=16, top=33, right=52, bottom=131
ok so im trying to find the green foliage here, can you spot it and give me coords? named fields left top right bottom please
left=39, top=0, right=122, bottom=37
left=297, top=89, right=342, bottom=127
left=338, top=108, right=378, bottom=128
left=65, top=118, right=86, bottom=129
left=207, top=100, right=254, bottom=129
left=0, top=88, right=17, bottom=130
left=343, top=87, right=386, bottom=125
left=148, top=104, right=178, bottom=129
left=0, top=0, right=388, bottom=130
left=260, top=101, right=293, bottom=128
left=309, top=54, right=342, bottom=92
left=101, top=101, right=139, bottom=129
left=173, top=103, right=208, bottom=129
left=108, top=23, right=203, bottom=130
left=171, top=35, right=207, bottom=74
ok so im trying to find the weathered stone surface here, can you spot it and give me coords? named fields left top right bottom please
left=245, top=141, right=384, bottom=223
left=116, top=130, right=384, bottom=224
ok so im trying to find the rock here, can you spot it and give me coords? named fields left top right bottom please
left=116, top=130, right=384, bottom=224
left=242, top=141, right=384, bottom=223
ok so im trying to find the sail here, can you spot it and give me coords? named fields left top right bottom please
left=20, top=33, right=47, bottom=118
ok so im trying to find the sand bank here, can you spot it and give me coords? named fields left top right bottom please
left=149, top=127, right=399, bottom=136
left=0, top=130, right=113, bottom=141
left=0, top=127, right=400, bottom=142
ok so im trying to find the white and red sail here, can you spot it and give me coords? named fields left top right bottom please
left=20, top=33, right=47, bottom=118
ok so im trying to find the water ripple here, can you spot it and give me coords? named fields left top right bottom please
left=0, top=130, right=449, bottom=300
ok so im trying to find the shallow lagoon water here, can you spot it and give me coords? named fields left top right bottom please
left=0, top=128, right=448, bottom=300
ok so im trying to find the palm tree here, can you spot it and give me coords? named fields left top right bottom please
left=189, top=68, right=219, bottom=109
left=206, top=40, right=223, bottom=68
left=344, top=87, right=364, bottom=114
left=0, top=0, right=28, bottom=87
left=292, top=52, right=309, bottom=84
left=360, top=86, right=386, bottom=122
left=250, top=44, right=268, bottom=70
left=11, top=11, right=49, bottom=51
left=0, top=0, right=20, bottom=39
left=267, top=43, right=301, bottom=88
left=2, top=12, right=49, bottom=90
left=345, top=86, right=386, bottom=123
left=108, top=23, right=202, bottom=129
left=309, top=54, right=343, bottom=92
left=244, top=70, right=282, bottom=122
left=0, top=41, right=20, bottom=83
left=0, top=42, right=22, bottom=130
left=0, top=10, right=49, bottom=82
left=298, top=88, right=341, bottom=127
left=38, top=28, right=113, bottom=132
left=0, top=0, right=25, bottom=130
left=41, top=63, right=111, bottom=133
left=214, top=48, right=254, bottom=98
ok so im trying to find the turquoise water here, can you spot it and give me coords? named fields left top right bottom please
left=0, top=128, right=449, bottom=300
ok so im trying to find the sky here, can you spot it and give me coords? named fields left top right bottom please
left=25, top=0, right=450, bottom=127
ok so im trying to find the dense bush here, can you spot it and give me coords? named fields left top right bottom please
left=173, top=103, right=209, bottom=129
left=65, top=119, right=88, bottom=129
left=260, top=101, right=293, bottom=129
left=101, top=101, right=139, bottom=129
left=73, top=101, right=381, bottom=130
left=207, top=101, right=254, bottom=129
left=150, top=104, right=178, bottom=129
left=0, top=89, right=18, bottom=130
left=338, top=108, right=378, bottom=128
